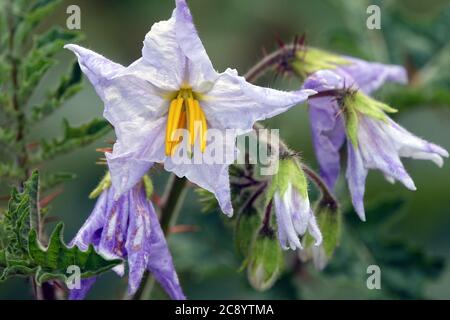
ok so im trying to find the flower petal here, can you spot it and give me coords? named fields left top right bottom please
left=339, top=56, right=408, bottom=94
left=146, top=199, right=186, bottom=300
left=358, top=116, right=416, bottom=191
left=65, top=44, right=166, bottom=128
left=68, top=278, right=97, bottom=300
left=70, top=189, right=109, bottom=249
left=164, top=158, right=233, bottom=216
left=273, top=190, right=302, bottom=250
left=125, top=185, right=152, bottom=295
left=174, top=0, right=217, bottom=88
left=304, top=70, right=347, bottom=189
left=98, top=190, right=129, bottom=276
left=106, top=117, right=166, bottom=198
left=203, top=69, right=315, bottom=134
left=385, top=118, right=449, bottom=167
left=346, top=142, right=368, bottom=221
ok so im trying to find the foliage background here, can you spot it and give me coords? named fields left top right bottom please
left=0, top=0, right=449, bottom=299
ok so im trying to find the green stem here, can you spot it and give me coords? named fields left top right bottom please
left=130, top=175, right=188, bottom=300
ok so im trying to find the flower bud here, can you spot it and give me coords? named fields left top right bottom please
left=235, top=206, right=262, bottom=256
left=247, top=231, right=283, bottom=291
left=301, top=199, right=341, bottom=270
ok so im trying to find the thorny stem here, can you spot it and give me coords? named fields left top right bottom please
left=131, top=175, right=187, bottom=300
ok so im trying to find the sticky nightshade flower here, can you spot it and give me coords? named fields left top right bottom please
left=69, top=183, right=185, bottom=300
left=304, top=69, right=448, bottom=221
left=64, top=0, right=315, bottom=217
left=269, top=159, right=322, bottom=250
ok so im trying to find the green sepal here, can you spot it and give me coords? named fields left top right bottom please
left=235, top=206, right=262, bottom=256
left=247, top=232, right=284, bottom=291
left=28, top=222, right=122, bottom=285
left=142, top=175, right=154, bottom=199
left=291, top=47, right=350, bottom=80
left=89, top=172, right=111, bottom=199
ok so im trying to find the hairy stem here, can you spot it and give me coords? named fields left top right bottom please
left=244, top=44, right=296, bottom=83
left=130, top=175, right=187, bottom=300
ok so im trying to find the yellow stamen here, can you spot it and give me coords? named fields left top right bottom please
left=170, top=110, right=186, bottom=156
left=187, top=97, right=196, bottom=146
left=196, top=100, right=208, bottom=152
left=165, top=98, right=183, bottom=156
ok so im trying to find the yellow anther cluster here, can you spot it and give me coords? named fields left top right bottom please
left=165, top=89, right=208, bottom=156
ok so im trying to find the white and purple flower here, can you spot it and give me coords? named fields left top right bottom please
left=69, top=182, right=184, bottom=300
left=65, top=0, right=315, bottom=217
left=270, top=159, right=322, bottom=250
left=304, top=62, right=448, bottom=221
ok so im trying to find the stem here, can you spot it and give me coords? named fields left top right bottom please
left=244, top=44, right=296, bottom=83
left=130, top=175, right=188, bottom=300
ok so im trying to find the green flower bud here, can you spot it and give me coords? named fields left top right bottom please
left=247, top=232, right=284, bottom=291
left=302, top=199, right=341, bottom=270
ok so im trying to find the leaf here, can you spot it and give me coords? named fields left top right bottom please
left=36, top=118, right=110, bottom=161
left=14, top=0, right=63, bottom=46
left=40, top=172, right=77, bottom=191
left=31, top=62, right=83, bottom=121
left=28, top=223, right=122, bottom=285
left=0, top=171, right=121, bottom=284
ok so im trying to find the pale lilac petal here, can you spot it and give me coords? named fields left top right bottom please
left=65, top=44, right=166, bottom=128
left=307, top=212, right=323, bottom=246
left=106, top=117, right=166, bottom=199
left=125, top=186, right=152, bottom=295
left=146, top=200, right=186, bottom=300
left=140, top=14, right=185, bottom=90
left=164, top=159, right=233, bottom=216
left=338, top=56, right=408, bottom=94
left=346, top=143, right=368, bottom=221
left=358, top=117, right=416, bottom=191
left=385, top=118, right=449, bottom=167
left=290, top=185, right=311, bottom=236
left=70, top=189, right=109, bottom=249
left=304, top=71, right=347, bottom=189
left=98, top=191, right=129, bottom=276
left=69, top=278, right=97, bottom=300
left=308, top=97, right=346, bottom=189
left=273, top=190, right=302, bottom=250
left=203, top=68, right=315, bottom=134
left=174, top=0, right=217, bottom=89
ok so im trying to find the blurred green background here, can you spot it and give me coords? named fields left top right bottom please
left=1, top=0, right=449, bottom=299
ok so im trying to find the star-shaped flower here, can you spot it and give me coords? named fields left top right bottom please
left=304, top=68, right=448, bottom=220
left=69, top=182, right=184, bottom=300
left=65, top=0, right=314, bottom=216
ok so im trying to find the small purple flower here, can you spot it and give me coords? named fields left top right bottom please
left=69, top=183, right=185, bottom=300
left=304, top=68, right=448, bottom=221
left=64, top=0, right=315, bottom=217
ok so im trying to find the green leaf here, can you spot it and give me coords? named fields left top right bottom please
left=0, top=171, right=121, bottom=284
left=247, top=232, right=283, bottom=291
left=14, top=0, right=63, bottom=46
left=40, top=172, right=77, bottom=191
left=28, top=223, right=122, bottom=285
left=35, top=118, right=110, bottom=161
left=31, top=62, right=83, bottom=121
left=0, top=162, right=24, bottom=181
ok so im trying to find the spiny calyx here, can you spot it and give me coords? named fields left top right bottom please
left=165, top=88, right=208, bottom=156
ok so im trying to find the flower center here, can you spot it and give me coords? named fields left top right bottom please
left=165, top=88, right=208, bottom=156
